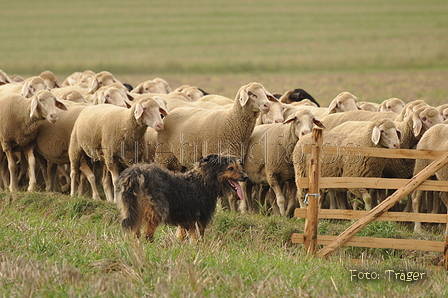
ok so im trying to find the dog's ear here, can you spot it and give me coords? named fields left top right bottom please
left=200, top=154, right=219, bottom=165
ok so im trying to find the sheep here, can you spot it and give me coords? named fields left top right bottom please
left=33, top=101, right=89, bottom=191
left=51, top=88, right=87, bottom=103
left=90, top=85, right=133, bottom=107
left=87, top=71, right=121, bottom=94
left=173, top=85, right=208, bottom=101
left=279, top=88, right=320, bottom=107
left=62, top=70, right=96, bottom=87
left=242, top=109, right=325, bottom=216
left=321, top=106, right=443, bottom=207
left=0, top=90, right=67, bottom=192
left=132, top=80, right=165, bottom=94
left=436, top=103, right=448, bottom=120
left=255, top=98, right=285, bottom=125
left=327, top=91, right=361, bottom=114
left=0, top=76, right=49, bottom=98
left=155, top=82, right=275, bottom=170
left=358, top=101, right=379, bottom=112
left=69, top=95, right=168, bottom=201
left=293, top=119, right=401, bottom=211
left=0, top=69, right=12, bottom=85
left=378, top=98, right=405, bottom=114
left=39, top=70, right=62, bottom=89
left=153, top=77, right=172, bottom=93
left=411, top=123, right=448, bottom=232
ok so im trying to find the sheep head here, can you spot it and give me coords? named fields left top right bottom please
left=237, top=82, right=276, bottom=113
left=411, top=106, right=444, bottom=137
left=94, top=86, right=131, bottom=108
left=133, top=96, right=168, bottom=132
left=30, top=90, right=67, bottom=123
left=328, top=92, right=361, bottom=114
left=371, top=120, right=401, bottom=149
left=379, top=98, right=405, bottom=114
left=21, top=76, right=50, bottom=98
left=283, top=109, right=325, bottom=139
left=88, top=71, right=121, bottom=93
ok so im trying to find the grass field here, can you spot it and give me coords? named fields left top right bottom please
left=1, top=1, right=448, bottom=296
left=1, top=192, right=448, bottom=297
left=1, top=0, right=448, bottom=106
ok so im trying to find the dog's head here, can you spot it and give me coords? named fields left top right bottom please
left=199, top=154, right=248, bottom=200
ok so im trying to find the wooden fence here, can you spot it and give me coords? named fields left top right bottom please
left=291, top=127, right=448, bottom=268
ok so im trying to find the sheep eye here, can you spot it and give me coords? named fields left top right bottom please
left=422, top=117, right=427, bottom=121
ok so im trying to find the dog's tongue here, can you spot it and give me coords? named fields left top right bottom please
left=230, top=180, right=245, bottom=200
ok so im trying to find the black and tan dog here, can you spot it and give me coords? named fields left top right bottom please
left=116, top=154, right=248, bottom=241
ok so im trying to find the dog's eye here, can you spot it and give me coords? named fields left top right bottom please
left=228, top=166, right=234, bottom=171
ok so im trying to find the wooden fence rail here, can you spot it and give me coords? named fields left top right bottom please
left=292, top=127, right=448, bottom=268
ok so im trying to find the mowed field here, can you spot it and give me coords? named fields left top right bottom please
left=1, top=0, right=448, bottom=297
left=1, top=0, right=448, bottom=105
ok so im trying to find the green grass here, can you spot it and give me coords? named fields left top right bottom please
left=1, top=191, right=447, bottom=297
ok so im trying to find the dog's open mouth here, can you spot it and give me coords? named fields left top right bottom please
left=227, top=179, right=245, bottom=200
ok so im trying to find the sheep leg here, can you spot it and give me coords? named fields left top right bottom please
left=57, top=165, right=71, bottom=193
left=286, top=183, right=298, bottom=217
left=102, top=166, right=114, bottom=202
left=16, top=151, right=28, bottom=187
left=105, top=162, right=121, bottom=203
left=329, top=191, right=338, bottom=209
left=78, top=160, right=101, bottom=200
left=270, top=182, right=286, bottom=216
left=5, top=149, right=19, bottom=192
left=411, top=190, right=424, bottom=232
left=25, top=145, right=38, bottom=192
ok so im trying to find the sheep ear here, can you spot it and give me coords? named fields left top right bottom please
left=313, top=118, right=326, bottom=129
left=371, top=126, right=381, bottom=145
left=131, top=83, right=143, bottom=93
left=396, top=129, right=402, bottom=142
left=97, top=93, right=107, bottom=104
left=21, top=82, right=32, bottom=98
left=327, top=99, right=338, bottom=114
left=412, top=115, right=423, bottom=136
left=239, top=89, right=250, bottom=106
left=283, top=115, right=297, bottom=124
left=134, top=103, right=144, bottom=119
left=88, top=79, right=99, bottom=93
left=265, top=90, right=278, bottom=102
left=30, top=96, right=39, bottom=118
left=55, top=99, right=67, bottom=111
left=159, top=108, right=168, bottom=117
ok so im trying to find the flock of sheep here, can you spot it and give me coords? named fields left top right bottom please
left=0, top=69, right=446, bottom=232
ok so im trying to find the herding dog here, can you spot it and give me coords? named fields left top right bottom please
left=116, top=154, right=248, bottom=241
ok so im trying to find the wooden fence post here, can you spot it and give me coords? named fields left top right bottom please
left=303, top=127, right=323, bottom=255
left=317, top=151, right=448, bottom=258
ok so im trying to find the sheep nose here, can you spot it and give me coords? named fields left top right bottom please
left=274, top=118, right=283, bottom=123
left=155, top=123, right=164, bottom=131
left=301, top=130, right=310, bottom=136
left=262, top=102, right=270, bottom=111
left=49, top=114, right=58, bottom=122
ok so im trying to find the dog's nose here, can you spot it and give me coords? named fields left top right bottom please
left=242, top=175, right=248, bottom=182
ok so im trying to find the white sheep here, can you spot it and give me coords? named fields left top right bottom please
left=155, top=82, right=275, bottom=170
left=39, top=70, right=62, bottom=89
left=293, top=119, right=401, bottom=211
left=51, top=88, right=87, bottom=103
left=358, top=101, right=379, bottom=112
left=132, top=79, right=165, bottom=94
left=90, top=85, right=133, bottom=107
left=87, top=71, right=121, bottom=94
left=34, top=101, right=88, bottom=191
left=69, top=95, right=168, bottom=201
left=0, top=76, right=49, bottom=98
left=378, top=98, right=405, bottom=114
left=0, top=90, right=67, bottom=192
left=327, top=91, right=361, bottom=114
left=0, top=69, right=12, bottom=85
left=242, top=109, right=325, bottom=216
left=411, top=123, right=448, bottom=232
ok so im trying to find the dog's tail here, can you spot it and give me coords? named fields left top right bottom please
left=116, top=168, right=142, bottom=231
